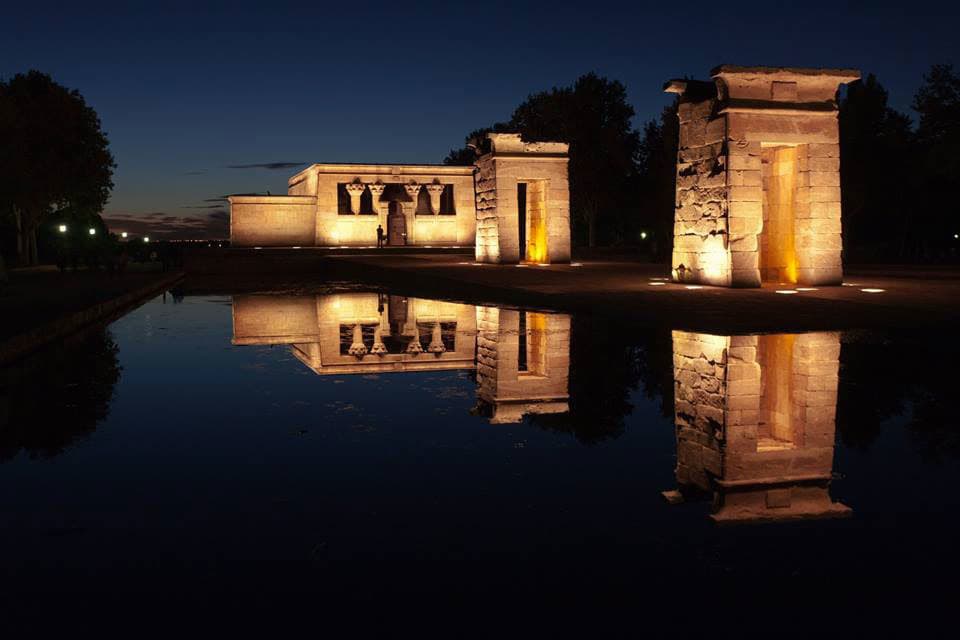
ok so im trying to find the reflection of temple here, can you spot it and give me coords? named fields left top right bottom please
left=475, top=308, right=570, bottom=424
left=231, top=293, right=569, bottom=423
left=666, top=330, right=850, bottom=523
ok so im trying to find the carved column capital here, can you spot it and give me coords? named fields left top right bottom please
left=345, top=181, right=366, bottom=214
left=367, top=182, right=386, bottom=198
left=403, top=182, right=422, bottom=199
left=425, top=182, right=445, bottom=214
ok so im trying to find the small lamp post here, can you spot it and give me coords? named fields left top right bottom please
left=121, top=232, right=128, bottom=239
left=88, top=228, right=97, bottom=236
left=143, top=236, right=150, bottom=243
left=58, top=224, right=67, bottom=233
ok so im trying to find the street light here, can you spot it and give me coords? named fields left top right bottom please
left=143, top=236, right=150, bottom=243
left=640, top=231, right=648, bottom=240
left=58, top=224, right=67, bottom=233
left=88, top=228, right=96, bottom=236
left=121, top=232, right=128, bottom=239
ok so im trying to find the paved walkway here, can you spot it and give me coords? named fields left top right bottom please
left=324, top=254, right=960, bottom=332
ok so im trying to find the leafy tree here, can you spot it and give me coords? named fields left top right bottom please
left=634, top=101, right=678, bottom=261
left=443, top=125, right=508, bottom=166
left=446, top=73, right=641, bottom=247
left=839, top=74, right=915, bottom=260
left=0, top=70, right=115, bottom=266
left=911, top=63, right=960, bottom=256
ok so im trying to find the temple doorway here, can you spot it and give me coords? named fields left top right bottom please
left=387, top=201, right=406, bottom=245
left=760, top=145, right=800, bottom=283
left=518, top=181, right=548, bottom=264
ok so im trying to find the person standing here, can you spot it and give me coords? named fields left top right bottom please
left=376, top=224, right=385, bottom=249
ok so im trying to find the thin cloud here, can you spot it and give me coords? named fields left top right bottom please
left=102, top=209, right=229, bottom=240
left=226, top=162, right=305, bottom=170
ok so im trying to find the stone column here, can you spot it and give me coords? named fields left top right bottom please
left=427, top=322, right=446, bottom=354
left=425, top=182, right=445, bottom=214
left=348, top=323, right=368, bottom=357
left=403, top=182, right=421, bottom=245
left=368, top=182, right=386, bottom=226
left=345, top=182, right=366, bottom=215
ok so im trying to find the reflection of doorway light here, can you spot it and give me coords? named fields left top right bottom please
left=518, top=312, right=547, bottom=377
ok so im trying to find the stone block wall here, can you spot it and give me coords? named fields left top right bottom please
left=474, top=134, right=570, bottom=264
left=671, top=87, right=732, bottom=286
left=666, top=66, right=858, bottom=287
left=228, top=196, right=318, bottom=247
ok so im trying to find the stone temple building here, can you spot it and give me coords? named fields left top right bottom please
left=666, top=66, right=860, bottom=287
left=229, top=133, right=571, bottom=265
left=231, top=292, right=571, bottom=424
left=665, top=330, right=850, bottom=523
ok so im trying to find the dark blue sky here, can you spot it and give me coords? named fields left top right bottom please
left=2, top=1, right=955, bottom=238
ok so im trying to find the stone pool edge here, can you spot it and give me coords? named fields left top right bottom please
left=0, top=271, right=185, bottom=366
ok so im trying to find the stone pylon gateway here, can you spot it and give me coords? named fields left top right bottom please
left=665, top=65, right=860, bottom=287
left=227, top=133, right=571, bottom=265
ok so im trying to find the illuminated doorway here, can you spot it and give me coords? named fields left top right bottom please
left=387, top=201, right=406, bottom=246
left=519, top=180, right=548, bottom=264
left=760, top=145, right=799, bottom=283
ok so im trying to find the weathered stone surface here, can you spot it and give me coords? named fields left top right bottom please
left=668, top=65, right=857, bottom=288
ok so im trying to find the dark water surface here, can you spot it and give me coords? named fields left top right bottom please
left=1, top=288, right=958, bottom=608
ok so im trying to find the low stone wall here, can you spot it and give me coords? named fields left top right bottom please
left=229, top=195, right=317, bottom=247
left=0, top=272, right=184, bottom=366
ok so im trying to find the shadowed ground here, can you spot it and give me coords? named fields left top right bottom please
left=182, top=249, right=960, bottom=333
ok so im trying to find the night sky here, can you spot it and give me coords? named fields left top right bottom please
left=2, top=2, right=955, bottom=239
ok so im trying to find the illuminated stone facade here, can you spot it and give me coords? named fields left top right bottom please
left=667, top=330, right=850, bottom=523
left=475, top=134, right=571, bottom=264
left=228, top=133, right=570, bottom=259
left=231, top=293, right=570, bottom=423
left=665, top=66, right=860, bottom=287
left=230, top=164, right=477, bottom=248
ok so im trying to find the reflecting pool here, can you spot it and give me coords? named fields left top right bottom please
left=2, top=288, right=959, bottom=605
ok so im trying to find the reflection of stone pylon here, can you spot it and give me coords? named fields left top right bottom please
left=427, top=322, right=446, bottom=355
left=406, top=334, right=423, bottom=355
left=371, top=326, right=387, bottom=356
left=348, top=324, right=368, bottom=357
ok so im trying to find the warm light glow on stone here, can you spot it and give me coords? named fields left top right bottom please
left=775, top=289, right=798, bottom=294
left=685, top=285, right=703, bottom=290
left=861, top=288, right=885, bottom=293
left=649, top=282, right=667, bottom=286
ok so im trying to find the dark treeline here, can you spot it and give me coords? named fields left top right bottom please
left=448, top=64, right=960, bottom=261
left=0, top=70, right=115, bottom=275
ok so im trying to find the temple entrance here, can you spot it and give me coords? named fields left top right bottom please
left=760, top=145, right=799, bottom=283
left=526, top=181, right=548, bottom=263
left=519, top=180, right=548, bottom=264
left=387, top=201, right=406, bottom=246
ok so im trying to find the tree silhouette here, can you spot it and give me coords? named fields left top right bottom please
left=0, top=329, right=121, bottom=461
left=912, top=63, right=960, bottom=257
left=446, top=73, right=641, bottom=247
left=839, top=74, right=915, bottom=260
left=0, top=70, right=115, bottom=266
